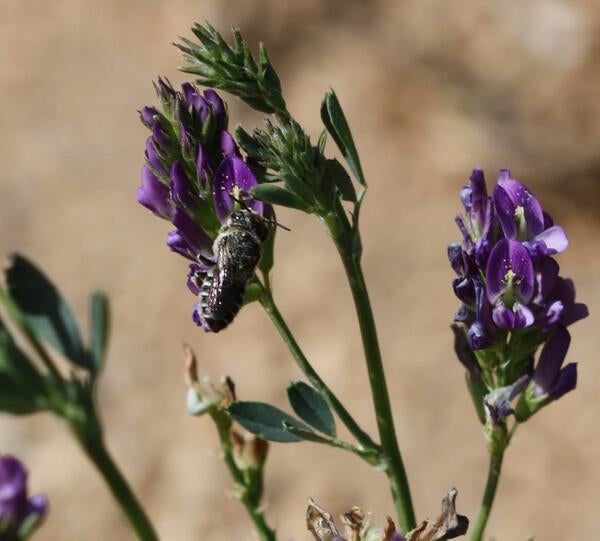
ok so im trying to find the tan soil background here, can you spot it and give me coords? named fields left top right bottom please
left=1, top=1, right=599, bottom=539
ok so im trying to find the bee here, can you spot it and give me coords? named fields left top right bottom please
left=194, top=209, right=271, bottom=332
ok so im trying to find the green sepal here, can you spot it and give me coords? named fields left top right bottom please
left=320, top=89, right=365, bottom=185
left=287, top=381, right=336, bottom=437
left=235, top=125, right=261, bottom=157
left=89, top=291, right=110, bottom=375
left=250, top=183, right=313, bottom=212
left=16, top=508, right=46, bottom=540
left=228, top=401, right=309, bottom=443
left=5, top=255, right=88, bottom=370
left=514, top=385, right=549, bottom=423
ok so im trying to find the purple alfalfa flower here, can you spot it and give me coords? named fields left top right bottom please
left=493, top=169, right=568, bottom=259
left=531, top=326, right=577, bottom=400
left=467, top=279, right=496, bottom=349
left=136, top=165, right=175, bottom=220
left=514, top=326, right=578, bottom=422
left=213, top=156, right=265, bottom=222
left=486, top=239, right=535, bottom=329
left=530, top=258, right=589, bottom=329
left=0, top=456, right=48, bottom=539
left=456, top=168, right=495, bottom=267
left=167, top=208, right=212, bottom=261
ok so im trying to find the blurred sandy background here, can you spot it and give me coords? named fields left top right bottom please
left=1, top=1, right=599, bottom=539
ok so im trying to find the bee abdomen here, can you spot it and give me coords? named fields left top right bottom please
left=198, top=273, right=246, bottom=333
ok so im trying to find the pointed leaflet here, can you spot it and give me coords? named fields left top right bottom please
left=287, top=381, right=336, bottom=437
left=5, top=255, right=88, bottom=369
left=250, top=184, right=312, bottom=212
left=89, top=291, right=110, bottom=374
left=321, top=89, right=365, bottom=186
left=228, top=401, right=310, bottom=443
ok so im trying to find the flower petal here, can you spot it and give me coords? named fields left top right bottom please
left=213, top=156, right=264, bottom=222
left=535, top=225, right=568, bottom=255
left=170, top=162, right=195, bottom=208
left=533, top=326, right=570, bottom=396
left=486, top=239, right=534, bottom=304
left=549, top=363, right=577, bottom=400
left=137, top=166, right=174, bottom=219
left=172, top=208, right=212, bottom=255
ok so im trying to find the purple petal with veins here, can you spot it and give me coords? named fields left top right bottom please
left=535, top=225, right=568, bottom=255
left=486, top=239, right=534, bottom=305
left=213, top=156, right=264, bottom=222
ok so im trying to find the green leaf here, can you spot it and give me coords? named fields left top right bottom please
left=325, top=159, right=357, bottom=202
left=287, top=381, right=336, bottom=437
left=251, top=184, right=312, bottom=212
left=5, top=255, right=88, bottom=369
left=89, top=291, right=110, bottom=374
left=228, top=401, right=308, bottom=442
left=321, top=89, right=365, bottom=186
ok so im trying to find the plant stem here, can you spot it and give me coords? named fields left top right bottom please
left=214, top=415, right=276, bottom=541
left=470, top=448, right=505, bottom=541
left=78, top=434, right=159, bottom=541
left=259, top=291, right=378, bottom=453
left=326, top=215, right=416, bottom=532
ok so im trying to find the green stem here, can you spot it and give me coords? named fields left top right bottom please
left=259, top=291, right=378, bottom=453
left=78, top=434, right=159, bottom=541
left=470, top=448, right=505, bottom=541
left=214, top=415, right=276, bottom=541
left=326, top=215, right=416, bottom=532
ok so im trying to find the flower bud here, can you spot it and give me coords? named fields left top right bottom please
left=0, top=456, right=48, bottom=539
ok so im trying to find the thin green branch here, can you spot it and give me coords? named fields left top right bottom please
left=324, top=212, right=417, bottom=532
left=258, top=287, right=378, bottom=453
left=77, top=431, right=159, bottom=541
left=469, top=448, right=505, bottom=541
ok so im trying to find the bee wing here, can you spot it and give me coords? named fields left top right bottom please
left=206, top=236, right=243, bottom=312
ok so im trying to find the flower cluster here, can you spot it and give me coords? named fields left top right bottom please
left=449, top=169, right=588, bottom=422
left=136, top=79, right=267, bottom=330
left=0, top=456, right=47, bottom=540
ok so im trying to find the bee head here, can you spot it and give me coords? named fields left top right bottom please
left=229, top=210, right=271, bottom=243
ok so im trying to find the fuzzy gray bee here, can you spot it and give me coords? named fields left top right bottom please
left=194, top=209, right=271, bottom=333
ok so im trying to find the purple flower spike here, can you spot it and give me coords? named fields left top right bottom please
left=213, top=156, right=264, bottom=222
left=532, top=326, right=571, bottom=397
left=486, top=239, right=534, bottom=306
left=493, top=169, right=544, bottom=241
left=137, top=165, right=174, bottom=219
left=0, top=456, right=48, bottom=537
